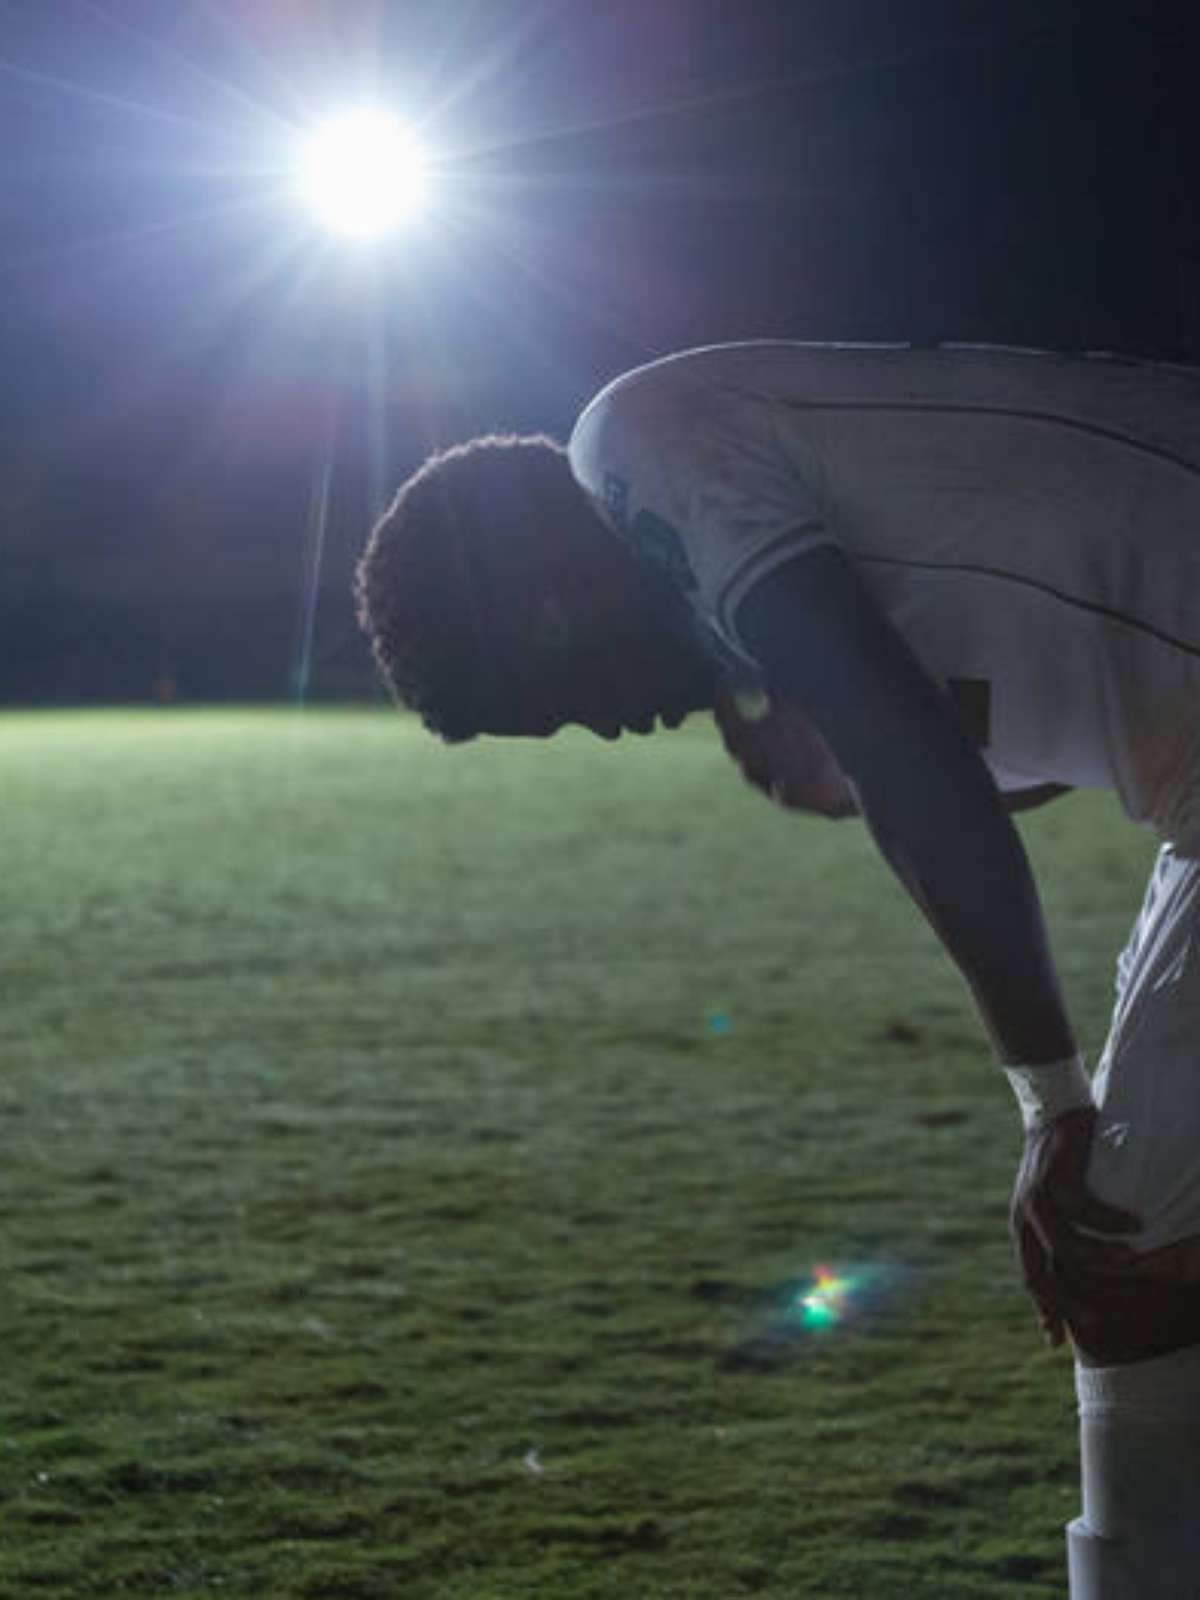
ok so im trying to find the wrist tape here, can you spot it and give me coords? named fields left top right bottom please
left=1003, top=1053, right=1093, bottom=1131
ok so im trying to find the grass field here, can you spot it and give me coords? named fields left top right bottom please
left=0, top=708, right=1159, bottom=1599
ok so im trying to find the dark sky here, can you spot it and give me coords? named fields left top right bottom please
left=1, top=0, right=1196, bottom=701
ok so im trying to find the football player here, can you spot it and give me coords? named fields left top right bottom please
left=357, top=343, right=1200, bottom=1597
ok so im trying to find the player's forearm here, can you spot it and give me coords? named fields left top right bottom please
left=731, top=547, right=1077, bottom=1063
left=860, top=778, right=1077, bottom=1065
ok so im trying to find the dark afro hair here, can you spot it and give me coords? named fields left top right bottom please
left=354, top=433, right=575, bottom=742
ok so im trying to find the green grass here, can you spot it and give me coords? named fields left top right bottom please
left=0, top=708, right=1159, bottom=1598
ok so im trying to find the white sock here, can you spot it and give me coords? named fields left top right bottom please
left=1068, top=1343, right=1200, bottom=1598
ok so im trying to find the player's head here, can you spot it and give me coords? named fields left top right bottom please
left=355, top=433, right=713, bottom=741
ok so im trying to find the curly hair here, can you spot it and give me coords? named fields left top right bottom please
left=354, top=433, right=577, bottom=742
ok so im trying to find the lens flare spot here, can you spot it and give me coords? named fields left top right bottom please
left=298, top=109, right=427, bottom=237
left=794, top=1266, right=859, bottom=1330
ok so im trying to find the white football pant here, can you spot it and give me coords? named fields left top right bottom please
left=1070, top=844, right=1200, bottom=1596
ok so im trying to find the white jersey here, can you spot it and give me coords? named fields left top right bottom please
left=568, top=342, right=1200, bottom=847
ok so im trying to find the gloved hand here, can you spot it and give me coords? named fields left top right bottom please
left=1010, top=1105, right=1141, bottom=1348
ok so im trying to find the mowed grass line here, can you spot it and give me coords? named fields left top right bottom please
left=0, top=709, right=1158, bottom=1599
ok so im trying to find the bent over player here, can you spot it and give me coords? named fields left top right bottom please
left=355, top=342, right=1200, bottom=1597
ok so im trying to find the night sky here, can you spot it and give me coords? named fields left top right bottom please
left=2, top=1, right=1196, bottom=704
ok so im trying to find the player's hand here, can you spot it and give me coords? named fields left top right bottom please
left=1010, top=1105, right=1142, bottom=1347
left=712, top=688, right=858, bottom=818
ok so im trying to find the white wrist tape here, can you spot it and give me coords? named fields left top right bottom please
left=1003, top=1054, right=1093, bottom=1131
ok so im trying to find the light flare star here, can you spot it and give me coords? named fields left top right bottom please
left=297, top=109, right=428, bottom=238
left=796, top=1266, right=855, bottom=1329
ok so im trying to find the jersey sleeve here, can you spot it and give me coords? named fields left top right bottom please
left=567, top=365, right=836, bottom=656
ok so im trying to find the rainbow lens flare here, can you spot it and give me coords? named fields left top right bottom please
left=719, top=1263, right=896, bottom=1370
left=796, top=1266, right=854, bottom=1329
left=785, top=1264, right=894, bottom=1334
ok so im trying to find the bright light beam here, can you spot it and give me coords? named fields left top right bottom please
left=297, top=109, right=427, bottom=239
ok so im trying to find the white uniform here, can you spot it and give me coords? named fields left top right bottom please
left=569, top=342, right=1200, bottom=851
left=572, top=343, right=1200, bottom=1597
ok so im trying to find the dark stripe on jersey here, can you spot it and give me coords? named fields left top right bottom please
left=775, top=399, right=1200, bottom=481
left=945, top=677, right=992, bottom=748
left=858, top=554, right=1200, bottom=662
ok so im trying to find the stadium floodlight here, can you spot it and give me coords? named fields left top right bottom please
left=297, top=109, right=428, bottom=238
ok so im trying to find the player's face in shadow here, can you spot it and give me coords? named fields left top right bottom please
left=512, top=533, right=713, bottom=740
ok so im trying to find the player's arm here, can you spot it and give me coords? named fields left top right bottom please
left=734, top=545, right=1143, bottom=1342
left=732, top=543, right=1074, bottom=1067
left=714, top=692, right=1073, bottom=820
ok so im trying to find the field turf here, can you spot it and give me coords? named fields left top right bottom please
left=0, top=708, right=1158, bottom=1598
